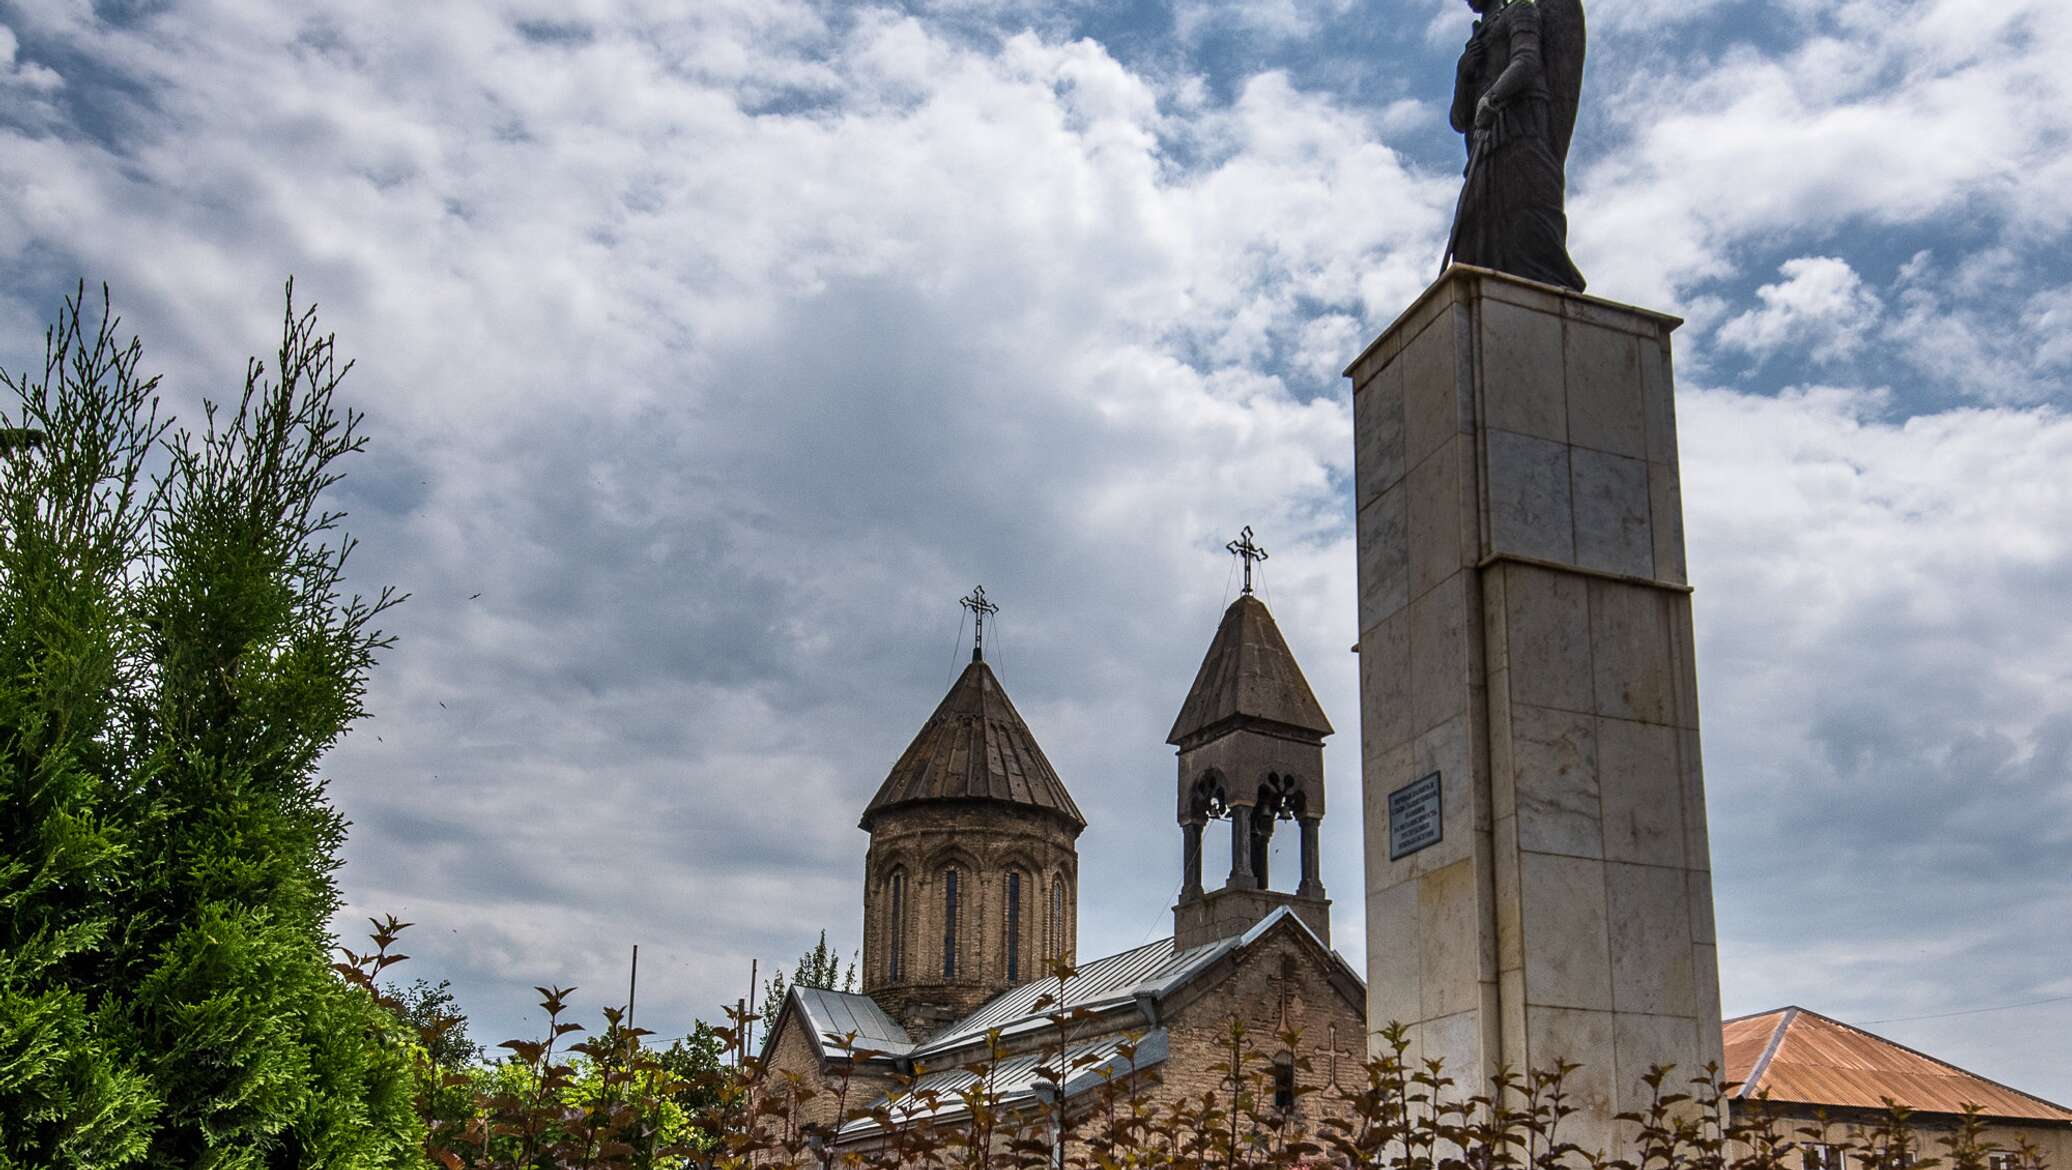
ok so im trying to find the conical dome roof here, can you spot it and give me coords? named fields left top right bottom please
left=1167, top=593, right=1333, bottom=747
left=861, top=659, right=1085, bottom=831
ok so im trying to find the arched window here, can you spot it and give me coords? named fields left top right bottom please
left=1048, top=876, right=1068, bottom=962
left=887, top=870, right=906, bottom=982
left=942, top=867, right=960, bottom=980
left=1006, top=872, right=1022, bottom=982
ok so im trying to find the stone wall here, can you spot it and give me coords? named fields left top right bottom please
left=861, top=800, right=1080, bottom=1033
left=759, top=1014, right=898, bottom=1135
left=1158, top=927, right=1368, bottom=1135
left=1348, top=265, right=1724, bottom=1156
left=1174, top=886, right=1331, bottom=952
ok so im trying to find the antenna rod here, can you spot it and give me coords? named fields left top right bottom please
left=745, top=958, right=758, bottom=1059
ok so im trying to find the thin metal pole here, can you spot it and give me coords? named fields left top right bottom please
left=627, top=944, right=639, bottom=1035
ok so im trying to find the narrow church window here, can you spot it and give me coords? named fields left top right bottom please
left=1272, top=1055, right=1295, bottom=1112
left=1049, top=878, right=1066, bottom=961
left=888, top=871, right=906, bottom=982
left=1006, top=872, right=1022, bottom=982
left=943, top=868, right=959, bottom=979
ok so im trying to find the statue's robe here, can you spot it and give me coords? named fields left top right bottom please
left=1449, top=0, right=1586, bottom=291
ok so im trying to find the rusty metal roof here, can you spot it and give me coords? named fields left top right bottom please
left=1725, top=1006, right=2072, bottom=1124
left=861, top=659, right=1085, bottom=831
left=1167, top=594, right=1332, bottom=747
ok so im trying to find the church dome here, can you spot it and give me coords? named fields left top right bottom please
left=860, top=658, right=1085, bottom=832
left=859, top=651, right=1083, bottom=1033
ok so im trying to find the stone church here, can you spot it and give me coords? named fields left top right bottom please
left=757, top=579, right=1369, bottom=1150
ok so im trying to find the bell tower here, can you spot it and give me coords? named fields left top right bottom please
left=1170, top=530, right=1335, bottom=950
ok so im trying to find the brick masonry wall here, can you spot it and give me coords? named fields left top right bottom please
left=759, top=1011, right=899, bottom=1136
left=1158, top=928, right=1368, bottom=1137
left=1731, top=1108, right=2072, bottom=1170
left=861, top=801, right=1081, bottom=1035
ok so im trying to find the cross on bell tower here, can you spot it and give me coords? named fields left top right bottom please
left=1226, top=526, right=1268, bottom=595
left=960, top=585, right=999, bottom=662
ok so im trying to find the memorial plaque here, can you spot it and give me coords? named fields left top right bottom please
left=1387, top=771, right=1443, bottom=860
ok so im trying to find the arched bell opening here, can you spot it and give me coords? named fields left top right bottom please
left=1250, top=773, right=1310, bottom=890
left=1182, top=771, right=1229, bottom=897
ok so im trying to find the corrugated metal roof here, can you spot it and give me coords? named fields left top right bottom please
left=860, top=659, right=1085, bottom=830
left=914, top=933, right=1232, bottom=1058
left=791, top=986, right=914, bottom=1058
left=838, top=1030, right=1170, bottom=1136
left=1725, top=1007, right=2072, bottom=1124
left=825, top=910, right=1360, bottom=1144
left=914, top=906, right=1353, bottom=1059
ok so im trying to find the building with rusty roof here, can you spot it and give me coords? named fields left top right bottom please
left=1725, top=1007, right=2072, bottom=1170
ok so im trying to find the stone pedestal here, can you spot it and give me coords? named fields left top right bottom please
left=1347, top=266, right=1723, bottom=1155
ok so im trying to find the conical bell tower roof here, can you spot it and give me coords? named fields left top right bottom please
left=1167, top=593, right=1333, bottom=747
left=861, top=657, right=1086, bottom=832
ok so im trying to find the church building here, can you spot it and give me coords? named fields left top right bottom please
left=757, top=567, right=1368, bottom=1152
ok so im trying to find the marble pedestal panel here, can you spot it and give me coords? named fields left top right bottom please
left=1347, top=266, right=1724, bottom=1156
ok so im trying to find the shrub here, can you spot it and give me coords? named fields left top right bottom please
left=348, top=925, right=2054, bottom=1170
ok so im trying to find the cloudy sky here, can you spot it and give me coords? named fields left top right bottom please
left=4, top=0, right=2069, bottom=1103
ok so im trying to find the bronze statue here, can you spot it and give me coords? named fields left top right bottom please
left=1443, top=0, right=1587, bottom=292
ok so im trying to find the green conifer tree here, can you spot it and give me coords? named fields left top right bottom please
left=0, top=285, right=420, bottom=1167
left=757, top=930, right=857, bottom=1038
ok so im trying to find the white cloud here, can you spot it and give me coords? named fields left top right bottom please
left=1174, top=0, right=1359, bottom=46
left=1715, top=256, right=1882, bottom=364
left=1881, top=267, right=2072, bottom=404
left=0, top=0, right=1426, bottom=1046
left=0, top=0, right=2068, bottom=1108
left=1571, top=0, right=2072, bottom=309
left=0, top=22, right=62, bottom=92
left=1681, top=385, right=2072, bottom=1096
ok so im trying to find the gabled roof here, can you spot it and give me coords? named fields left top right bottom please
left=766, top=985, right=914, bottom=1063
left=839, top=1032, right=1169, bottom=1136
left=912, top=906, right=1363, bottom=1060
left=1724, top=1006, right=2072, bottom=1124
left=1168, top=594, right=1332, bottom=747
left=832, top=908, right=1363, bottom=1143
left=861, top=659, right=1084, bottom=831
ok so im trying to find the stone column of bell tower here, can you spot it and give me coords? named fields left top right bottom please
left=1347, top=266, right=1723, bottom=1155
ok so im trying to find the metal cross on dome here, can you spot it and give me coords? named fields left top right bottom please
left=960, top=585, right=1000, bottom=662
left=1226, top=527, right=1268, bottom=595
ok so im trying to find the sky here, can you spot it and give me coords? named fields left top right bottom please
left=3, top=0, right=2069, bottom=1105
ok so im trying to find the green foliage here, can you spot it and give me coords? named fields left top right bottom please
left=0, top=284, right=418, bottom=1167
left=396, top=980, right=483, bottom=1071
left=357, top=926, right=2059, bottom=1170
left=759, top=930, right=857, bottom=1037
left=652, top=1023, right=728, bottom=1119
